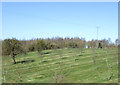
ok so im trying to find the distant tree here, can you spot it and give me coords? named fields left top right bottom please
left=87, top=41, right=91, bottom=48
left=2, top=38, right=22, bottom=64
left=68, top=42, right=78, bottom=48
left=21, top=40, right=28, bottom=54
left=45, top=42, right=51, bottom=50
left=36, top=40, right=45, bottom=54
left=101, top=39, right=109, bottom=48
left=98, top=42, right=102, bottom=48
left=29, top=44, right=35, bottom=52
left=50, top=43, right=58, bottom=49
left=115, top=39, right=119, bottom=46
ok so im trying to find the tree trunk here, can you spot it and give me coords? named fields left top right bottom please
left=13, top=55, right=16, bottom=64
left=12, top=47, right=16, bottom=64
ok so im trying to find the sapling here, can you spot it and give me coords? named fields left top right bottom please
left=56, top=49, right=64, bottom=83
left=4, top=76, right=6, bottom=83
left=105, top=47, right=113, bottom=80
left=53, top=48, right=69, bottom=83
left=91, top=47, right=96, bottom=64
left=91, top=47, right=102, bottom=81
left=14, top=65, right=23, bottom=83
left=36, top=40, right=46, bottom=57
left=2, top=55, right=11, bottom=83
left=51, top=47, right=62, bottom=83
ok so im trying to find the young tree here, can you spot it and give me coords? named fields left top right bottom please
left=21, top=40, right=28, bottom=54
left=3, top=38, right=22, bottom=64
left=28, top=44, right=35, bottom=52
left=36, top=40, right=45, bottom=54
left=115, top=39, right=119, bottom=46
left=98, top=42, right=102, bottom=48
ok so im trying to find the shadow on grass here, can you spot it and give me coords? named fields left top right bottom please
left=16, top=59, right=35, bottom=64
left=43, top=52, right=51, bottom=54
left=68, top=51, right=72, bottom=53
left=78, top=54, right=83, bottom=56
left=82, top=51, right=85, bottom=53
left=61, top=57, right=67, bottom=59
left=41, top=60, right=48, bottom=63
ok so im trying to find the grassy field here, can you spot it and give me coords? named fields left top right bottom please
left=2, top=48, right=118, bottom=83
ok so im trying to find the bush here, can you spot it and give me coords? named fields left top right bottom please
left=36, top=40, right=46, bottom=53
left=29, top=44, right=35, bottom=52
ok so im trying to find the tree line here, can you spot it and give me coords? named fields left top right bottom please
left=2, top=37, right=118, bottom=64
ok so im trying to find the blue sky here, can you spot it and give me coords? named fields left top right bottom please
left=2, top=2, right=118, bottom=42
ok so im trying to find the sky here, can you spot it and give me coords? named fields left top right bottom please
left=2, top=2, right=118, bottom=42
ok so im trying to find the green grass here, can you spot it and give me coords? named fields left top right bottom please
left=2, top=48, right=118, bottom=83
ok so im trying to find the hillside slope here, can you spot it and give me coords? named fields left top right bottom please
left=2, top=48, right=118, bottom=83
